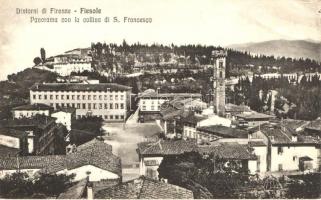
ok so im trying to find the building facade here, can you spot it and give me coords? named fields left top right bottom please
left=11, top=104, right=53, bottom=119
left=30, top=83, right=132, bottom=121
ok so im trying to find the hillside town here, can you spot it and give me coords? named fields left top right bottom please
left=0, top=42, right=321, bottom=199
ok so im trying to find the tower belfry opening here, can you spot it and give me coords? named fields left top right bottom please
left=212, top=50, right=227, bottom=117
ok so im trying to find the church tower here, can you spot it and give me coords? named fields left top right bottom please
left=212, top=50, right=227, bottom=117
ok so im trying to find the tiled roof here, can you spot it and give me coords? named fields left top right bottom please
left=0, top=145, right=20, bottom=157
left=139, top=91, right=201, bottom=99
left=30, top=83, right=132, bottom=92
left=197, top=125, right=248, bottom=138
left=138, top=139, right=256, bottom=160
left=0, top=127, right=27, bottom=138
left=283, top=119, right=309, bottom=131
left=54, top=107, right=76, bottom=114
left=12, top=103, right=53, bottom=111
left=197, top=142, right=257, bottom=160
left=182, top=114, right=207, bottom=125
left=248, top=141, right=267, bottom=147
left=95, top=177, right=193, bottom=199
left=0, top=139, right=121, bottom=176
left=251, top=123, right=321, bottom=145
left=160, top=103, right=192, bottom=121
left=0, top=115, right=56, bottom=130
left=225, top=103, right=251, bottom=113
left=137, top=139, right=197, bottom=156
left=57, top=178, right=88, bottom=199
left=236, top=112, right=274, bottom=120
left=305, top=118, right=321, bottom=132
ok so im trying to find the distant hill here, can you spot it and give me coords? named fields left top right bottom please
left=227, top=40, right=321, bottom=62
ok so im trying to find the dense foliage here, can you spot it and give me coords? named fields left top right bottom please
left=0, top=172, right=74, bottom=198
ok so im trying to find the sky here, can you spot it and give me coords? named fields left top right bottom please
left=0, top=0, right=320, bottom=80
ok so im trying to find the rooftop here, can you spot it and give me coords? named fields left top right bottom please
left=30, top=83, right=132, bottom=92
left=0, top=139, right=121, bottom=176
left=139, top=90, right=201, bottom=99
left=305, top=118, right=321, bottom=132
left=197, top=125, right=248, bottom=138
left=95, top=176, right=193, bottom=199
left=12, top=103, right=53, bottom=111
left=57, top=178, right=88, bottom=199
left=0, top=115, right=56, bottom=130
left=0, top=145, right=20, bottom=157
left=250, top=123, right=321, bottom=145
left=54, top=107, right=76, bottom=114
left=236, top=112, right=274, bottom=120
left=138, top=139, right=256, bottom=160
left=0, top=127, right=27, bottom=138
left=182, top=114, right=207, bottom=125
left=225, top=103, right=251, bottom=113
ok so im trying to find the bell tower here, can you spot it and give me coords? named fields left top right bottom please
left=212, top=50, right=227, bottom=117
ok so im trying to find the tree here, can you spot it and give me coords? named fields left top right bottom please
left=0, top=172, right=75, bottom=198
left=40, top=48, right=46, bottom=63
left=33, top=57, right=42, bottom=66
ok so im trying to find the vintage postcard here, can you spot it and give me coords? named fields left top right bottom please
left=0, top=0, right=320, bottom=199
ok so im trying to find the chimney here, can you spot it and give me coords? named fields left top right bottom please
left=292, top=134, right=298, bottom=142
left=87, top=182, right=93, bottom=200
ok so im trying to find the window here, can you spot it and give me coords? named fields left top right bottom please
left=120, top=115, right=124, bottom=119
left=219, top=61, right=223, bottom=68
left=115, top=95, right=118, bottom=100
left=56, top=103, right=59, bottom=108
left=38, top=95, right=42, bottom=100
left=120, top=103, right=124, bottom=109
left=77, top=95, right=80, bottom=100
left=277, top=146, right=283, bottom=155
left=278, top=164, right=283, bottom=171
left=104, top=103, right=108, bottom=109
left=88, top=95, right=91, bottom=100
left=104, top=115, right=108, bottom=119
left=115, top=115, right=119, bottom=120
left=115, top=103, right=119, bottom=109
left=72, top=103, right=75, bottom=108
left=77, top=103, right=81, bottom=109
left=99, top=103, right=102, bottom=109
left=142, top=101, right=145, bottom=104
left=66, top=103, right=70, bottom=107
left=142, top=106, right=146, bottom=110
left=110, top=115, right=114, bottom=119
left=256, top=155, right=261, bottom=172
left=82, top=103, right=86, bottom=109
left=219, top=71, right=223, bottom=78
left=88, top=103, right=91, bottom=109
left=110, top=95, right=113, bottom=100
left=61, top=103, right=65, bottom=107
left=93, top=95, right=96, bottom=100
left=61, top=95, right=64, bottom=100
left=110, top=103, right=113, bottom=109
left=99, top=95, right=102, bottom=100
left=50, top=95, right=53, bottom=100
left=104, top=95, right=107, bottom=100
left=72, top=95, right=75, bottom=100
left=83, top=95, right=86, bottom=100
left=44, top=95, right=47, bottom=100
left=56, top=95, right=59, bottom=100
left=120, top=95, right=124, bottom=100
left=151, top=106, right=154, bottom=110
left=50, top=103, right=53, bottom=107
left=93, top=103, right=96, bottom=109
left=67, top=95, right=69, bottom=100
left=33, top=95, right=36, bottom=99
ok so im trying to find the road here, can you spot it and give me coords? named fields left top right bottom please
left=102, top=122, right=161, bottom=181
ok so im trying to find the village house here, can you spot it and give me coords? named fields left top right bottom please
left=0, top=128, right=28, bottom=156
left=30, top=82, right=132, bottom=121
left=249, top=123, right=321, bottom=173
left=0, top=115, right=66, bottom=155
left=235, top=111, right=275, bottom=128
left=0, top=139, right=122, bottom=183
left=51, top=107, right=76, bottom=131
left=11, top=103, right=53, bottom=119
left=137, top=139, right=258, bottom=180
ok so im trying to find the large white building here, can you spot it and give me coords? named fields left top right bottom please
left=30, top=83, right=132, bottom=121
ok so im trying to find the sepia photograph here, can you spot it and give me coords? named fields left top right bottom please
left=0, top=0, right=321, bottom=199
